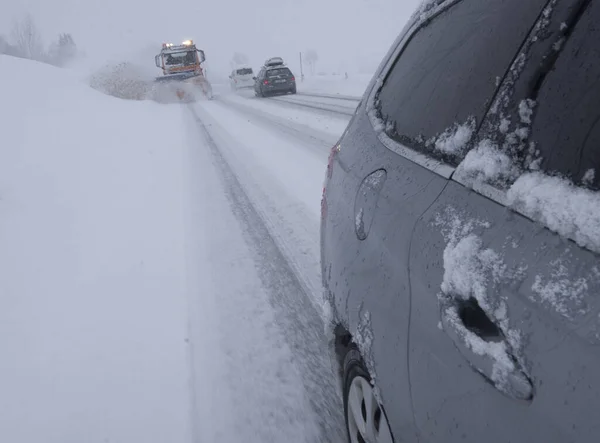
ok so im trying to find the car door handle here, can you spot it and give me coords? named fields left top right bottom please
left=440, top=296, right=534, bottom=402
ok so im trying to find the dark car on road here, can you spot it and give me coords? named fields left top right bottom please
left=254, top=58, right=297, bottom=97
left=321, top=0, right=600, bottom=442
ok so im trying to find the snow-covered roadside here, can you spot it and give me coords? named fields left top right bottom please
left=0, top=56, right=191, bottom=443
left=297, top=74, right=371, bottom=98
left=181, top=111, right=342, bottom=441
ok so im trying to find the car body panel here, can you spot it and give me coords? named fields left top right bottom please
left=321, top=1, right=600, bottom=442
left=402, top=1, right=600, bottom=439
left=322, top=106, right=449, bottom=441
left=408, top=180, right=600, bottom=442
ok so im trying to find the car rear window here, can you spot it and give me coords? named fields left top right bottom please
left=376, top=0, right=548, bottom=164
left=266, top=68, right=291, bottom=77
left=527, top=1, right=600, bottom=190
left=236, top=68, right=253, bottom=75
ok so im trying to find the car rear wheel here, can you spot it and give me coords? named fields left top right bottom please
left=343, top=348, right=394, bottom=443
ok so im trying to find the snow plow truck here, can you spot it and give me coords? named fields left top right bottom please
left=154, top=40, right=213, bottom=101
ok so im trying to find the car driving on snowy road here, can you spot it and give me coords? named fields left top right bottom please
left=229, top=66, right=254, bottom=90
left=254, top=57, right=297, bottom=97
left=322, top=0, right=600, bottom=442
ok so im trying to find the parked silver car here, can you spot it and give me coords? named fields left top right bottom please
left=322, top=0, right=600, bottom=442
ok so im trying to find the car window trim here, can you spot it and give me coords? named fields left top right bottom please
left=365, top=0, right=462, bottom=179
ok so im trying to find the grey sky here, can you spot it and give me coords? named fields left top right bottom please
left=2, top=0, right=422, bottom=77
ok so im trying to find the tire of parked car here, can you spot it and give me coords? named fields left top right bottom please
left=343, top=347, right=394, bottom=443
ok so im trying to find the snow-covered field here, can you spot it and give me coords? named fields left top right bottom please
left=0, top=55, right=347, bottom=442
left=296, top=74, right=372, bottom=98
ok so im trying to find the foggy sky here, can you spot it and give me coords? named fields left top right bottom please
left=1, top=0, right=422, bottom=77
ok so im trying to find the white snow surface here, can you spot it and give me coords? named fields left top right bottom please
left=457, top=139, right=519, bottom=185
left=430, top=118, right=475, bottom=156
left=297, top=74, right=371, bottom=98
left=181, top=113, right=326, bottom=442
left=0, top=55, right=343, bottom=443
left=518, top=99, right=536, bottom=124
left=531, top=260, right=589, bottom=320
left=354, top=310, right=376, bottom=382
left=582, top=168, right=596, bottom=186
left=0, top=55, right=191, bottom=443
left=507, top=172, right=600, bottom=254
left=190, top=98, right=327, bottom=305
left=221, top=90, right=350, bottom=138
left=434, top=208, right=526, bottom=393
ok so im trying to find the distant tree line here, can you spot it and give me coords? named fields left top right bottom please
left=0, top=14, right=78, bottom=67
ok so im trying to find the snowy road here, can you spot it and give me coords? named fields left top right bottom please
left=182, top=90, right=351, bottom=441
left=1, top=56, right=351, bottom=443
left=269, top=94, right=359, bottom=116
left=230, top=87, right=361, bottom=117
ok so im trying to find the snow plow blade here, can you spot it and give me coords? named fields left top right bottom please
left=153, top=73, right=213, bottom=102
left=152, top=75, right=212, bottom=102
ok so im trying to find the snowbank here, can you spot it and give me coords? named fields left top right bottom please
left=0, top=55, right=190, bottom=443
left=89, top=61, right=153, bottom=100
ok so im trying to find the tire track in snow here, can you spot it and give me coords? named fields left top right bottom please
left=216, top=95, right=338, bottom=155
left=188, top=105, right=346, bottom=442
left=297, top=91, right=362, bottom=102
left=183, top=109, right=322, bottom=443
left=268, top=95, right=357, bottom=116
left=232, top=88, right=356, bottom=117
left=192, top=99, right=325, bottom=311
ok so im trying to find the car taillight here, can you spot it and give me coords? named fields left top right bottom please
left=264, top=80, right=269, bottom=85
left=291, top=76, right=295, bottom=82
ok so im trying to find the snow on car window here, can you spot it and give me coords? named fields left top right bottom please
left=427, top=117, right=476, bottom=157
left=457, top=139, right=520, bottom=185
left=507, top=172, right=600, bottom=254
left=455, top=1, right=600, bottom=254
left=376, top=0, right=548, bottom=166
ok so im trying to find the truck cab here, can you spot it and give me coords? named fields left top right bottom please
left=155, top=41, right=206, bottom=77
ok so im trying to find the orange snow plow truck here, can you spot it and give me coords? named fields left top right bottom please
left=154, top=40, right=213, bottom=100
